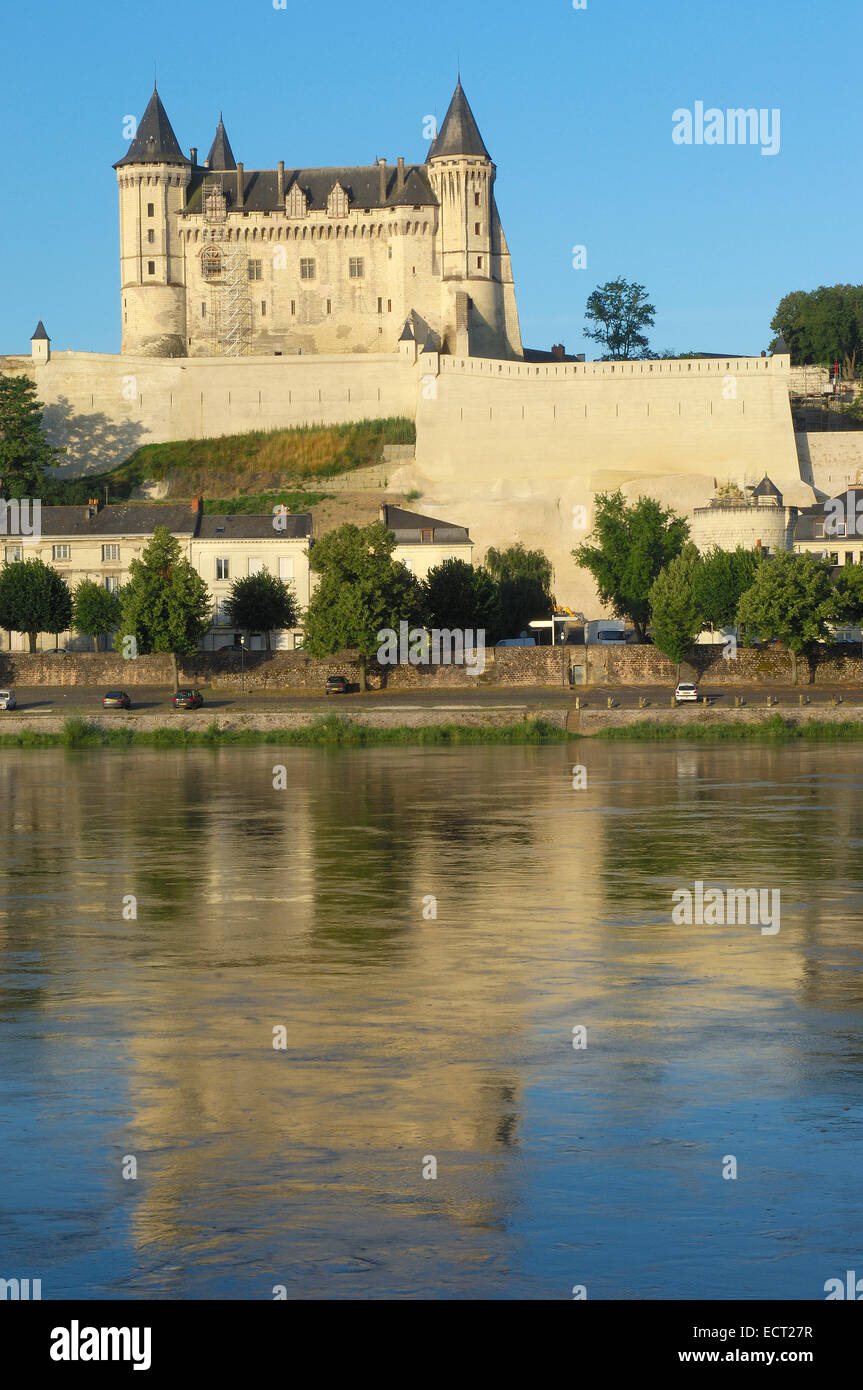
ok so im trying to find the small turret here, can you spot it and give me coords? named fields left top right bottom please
left=205, top=115, right=237, bottom=172
left=31, top=320, right=50, bottom=364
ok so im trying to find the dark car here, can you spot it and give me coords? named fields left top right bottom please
left=173, top=689, right=204, bottom=709
left=103, top=690, right=131, bottom=709
left=325, top=675, right=351, bottom=695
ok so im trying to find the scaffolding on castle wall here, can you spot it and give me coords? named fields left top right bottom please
left=202, top=180, right=251, bottom=358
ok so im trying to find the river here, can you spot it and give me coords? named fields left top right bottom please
left=1, top=742, right=861, bottom=1299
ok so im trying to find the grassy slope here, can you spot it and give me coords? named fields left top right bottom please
left=47, top=418, right=415, bottom=508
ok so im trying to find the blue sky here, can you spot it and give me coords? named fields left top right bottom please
left=2, top=0, right=859, bottom=357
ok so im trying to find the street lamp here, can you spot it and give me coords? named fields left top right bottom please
left=239, top=634, right=245, bottom=694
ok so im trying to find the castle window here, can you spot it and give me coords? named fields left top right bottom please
left=388, top=299, right=392, bottom=312
left=326, top=299, right=332, bottom=314
left=327, top=182, right=350, bottom=218
left=474, top=193, right=480, bottom=207
left=388, top=246, right=393, bottom=259
left=201, top=248, right=222, bottom=280
left=216, top=558, right=230, bottom=580
left=104, top=576, right=119, bottom=594
left=147, top=261, right=155, bottom=275
left=377, top=297, right=383, bottom=314
left=261, top=301, right=267, bottom=316
left=147, top=202, right=155, bottom=217
left=102, top=545, right=120, bottom=563
left=349, top=257, right=364, bottom=278
left=248, top=259, right=262, bottom=281
left=291, top=300, right=296, bottom=315
left=300, top=258, right=316, bottom=280
left=477, top=256, right=483, bottom=269
left=147, top=229, right=155, bottom=244
left=475, top=222, right=480, bottom=235
left=201, top=302, right=207, bottom=317
left=5, top=545, right=22, bottom=562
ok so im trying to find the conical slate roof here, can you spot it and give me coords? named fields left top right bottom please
left=206, top=116, right=236, bottom=171
left=773, top=333, right=790, bottom=354
left=31, top=320, right=50, bottom=341
left=114, top=87, right=190, bottom=167
left=427, top=80, right=490, bottom=161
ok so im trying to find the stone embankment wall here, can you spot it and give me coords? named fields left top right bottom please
left=2, top=644, right=862, bottom=692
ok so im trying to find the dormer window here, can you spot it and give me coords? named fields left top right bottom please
left=287, top=183, right=308, bottom=218
left=421, top=528, right=433, bottom=543
left=327, top=182, right=350, bottom=218
left=201, top=248, right=222, bottom=280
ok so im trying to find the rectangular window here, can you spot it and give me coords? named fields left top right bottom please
left=248, top=259, right=262, bottom=281
left=248, top=557, right=264, bottom=576
left=147, top=202, right=155, bottom=217
left=387, top=299, right=392, bottom=312
left=477, top=255, right=483, bottom=269
left=475, top=222, right=481, bottom=234
left=420, top=529, right=433, bottom=544
left=377, top=297, right=383, bottom=314
left=147, top=229, right=155, bottom=243
left=402, top=557, right=414, bottom=574
left=846, top=552, right=855, bottom=566
left=474, top=192, right=480, bottom=207
left=216, top=557, right=229, bottom=580
left=291, top=300, right=296, bottom=315
left=815, top=522, right=825, bottom=538
left=300, top=258, right=315, bottom=280
left=214, top=600, right=229, bottom=627
left=5, top=545, right=22, bottom=562
left=102, top=544, right=120, bottom=562
left=349, top=257, right=364, bottom=278
left=147, top=261, right=155, bottom=275
left=104, top=576, right=119, bottom=594
left=326, top=299, right=332, bottom=314
left=278, top=557, right=294, bottom=581
left=201, top=302, right=207, bottom=317
left=836, top=521, right=847, bottom=537
left=261, top=301, right=267, bottom=316
left=52, top=544, right=70, bottom=561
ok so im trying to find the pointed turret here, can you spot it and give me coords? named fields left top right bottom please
left=31, top=320, right=49, bottom=341
left=427, top=79, right=490, bottom=161
left=114, top=86, right=189, bottom=167
left=31, top=320, right=50, bottom=363
left=205, top=115, right=237, bottom=171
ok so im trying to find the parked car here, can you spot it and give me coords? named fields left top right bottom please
left=173, top=689, right=204, bottom=709
left=674, top=682, right=699, bottom=704
left=495, top=637, right=536, bottom=648
left=0, top=689, right=18, bottom=710
left=102, top=690, right=131, bottom=709
left=325, top=675, right=351, bottom=694
left=47, top=647, right=67, bottom=655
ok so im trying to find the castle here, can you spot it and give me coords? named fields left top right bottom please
left=115, top=81, right=522, bottom=362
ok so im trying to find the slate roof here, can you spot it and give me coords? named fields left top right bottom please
left=794, top=490, right=863, bottom=542
left=428, top=80, right=490, bottom=161
left=31, top=320, right=49, bottom=340
left=750, top=475, right=782, bottom=499
left=381, top=505, right=471, bottom=544
left=35, top=504, right=202, bottom=537
left=198, top=513, right=311, bottom=540
left=205, top=117, right=236, bottom=171
left=184, top=163, right=436, bottom=214
left=114, top=87, right=190, bottom=168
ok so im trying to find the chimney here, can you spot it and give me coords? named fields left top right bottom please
left=397, top=157, right=405, bottom=193
left=551, top=344, right=565, bottom=361
left=236, top=162, right=244, bottom=209
left=190, top=147, right=198, bottom=165
left=203, top=158, right=210, bottom=170
left=277, top=160, right=285, bottom=199
left=191, top=496, right=203, bottom=514
left=378, top=157, right=387, bottom=202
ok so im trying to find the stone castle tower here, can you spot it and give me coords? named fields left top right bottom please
left=115, top=81, right=523, bottom=361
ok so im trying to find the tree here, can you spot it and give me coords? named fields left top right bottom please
left=223, top=570, right=299, bottom=650
left=303, top=521, right=423, bottom=691
left=0, top=376, right=61, bottom=498
left=832, top=562, right=863, bottom=628
left=115, top=526, right=211, bottom=689
left=422, top=558, right=498, bottom=634
left=584, top=277, right=656, bottom=360
left=736, top=552, right=838, bottom=685
left=573, top=491, right=689, bottom=642
left=484, top=543, right=555, bottom=640
left=770, top=285, right=863, bottom=378
left=0, top=558, right=72, bottom=652
left=73, top=580, right=121, bottom=652
left=692, top=545, right=764, bottom=630
left=648, top=544, right=702, bottom=679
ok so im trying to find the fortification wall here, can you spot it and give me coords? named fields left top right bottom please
left=796, top=432, right=863, bottom=495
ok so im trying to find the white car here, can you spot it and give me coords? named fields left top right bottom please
left=674, top=682, right=699, bottom=704
left=0, top=689, right=18, bottom=710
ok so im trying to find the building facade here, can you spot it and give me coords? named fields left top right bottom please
left=114, top=81, right=522, bottom=362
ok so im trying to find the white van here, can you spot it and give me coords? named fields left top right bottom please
left=586, top=620, right=627, bottom=646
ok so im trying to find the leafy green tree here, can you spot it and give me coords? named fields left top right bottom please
left=832, top=562, right=863, bottom=627
left=115, top=526, right=211, bottom=689
left=573, top=491, right=689, bottom=642
left=770, top=285, right=863, bottom=378
left=73, top=580, right=122, bottom=652
left=648, top=544, right=702, bottom=678
left=303, top=521, right=423, bottom=691
left=0, top=376, right=61, bottom=498
left=224, top=570, right=299, bottom=650
left=584, top=278, right=656, bottom=360
left=0, top=557, right=72, bottom=652
left=484, top=543, right=555, bottom=640
left=422, top=558, right=498, bottom=634
left=736, top=552, right=838, bottom=685
left=692, top=545, right=764, bottom=629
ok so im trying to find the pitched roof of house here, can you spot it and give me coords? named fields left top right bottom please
left=428, top=80, right=491, bottom=161
left=184, top=163, right=436, bottom=214
left=114, top=87, right=190, bottom=168
left=36, top=504, right=202, bottom=537
left=205, top=116, right=236, bottom=171
left=381, top=504, right=472, bottom=544
left=198, top=513, right=311, bottom=540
